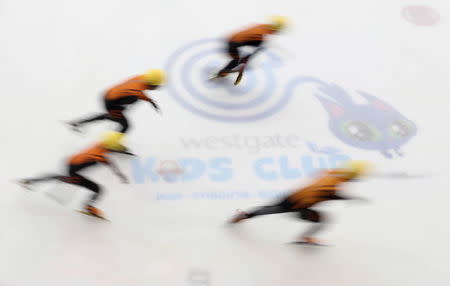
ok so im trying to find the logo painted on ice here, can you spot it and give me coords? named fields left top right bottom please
left=309, top=82, right=417, bottom=158
left=131, top=152, right=351, bottom=184
left=156, top=160, right=184, bottom=182
left=165, top=38, right=285, bottom=122
left=402, top=5, right=440, bottom=26
left=166, top=39, right=417, bottom=157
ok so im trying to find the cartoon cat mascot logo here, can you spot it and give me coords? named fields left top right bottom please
left=314, top=82, right=417, bottom=158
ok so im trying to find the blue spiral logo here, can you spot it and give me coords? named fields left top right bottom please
left=165, top=38, right=292, bottom=122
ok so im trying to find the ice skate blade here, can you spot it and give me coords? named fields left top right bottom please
left=289, top=241, right=329, bottom=247
left=77, top=210, right=110, bottom=221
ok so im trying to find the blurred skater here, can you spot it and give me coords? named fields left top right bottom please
left=213, top=16, right=287, bottom=84
left=69, top=69, right=166, bottom=133
left=17, top=132, right=129, bottom=218
left=229, top=161, right=371, bottom=244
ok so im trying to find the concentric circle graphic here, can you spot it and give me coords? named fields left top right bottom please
left=402, top=5, right=440, bottom=26
left=165, top=38, right=292, bottom=122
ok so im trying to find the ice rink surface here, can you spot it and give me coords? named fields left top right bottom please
left=1, top=0, right=449, bottom=285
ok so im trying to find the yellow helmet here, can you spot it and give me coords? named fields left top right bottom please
left=269, top=15, right=288, bottom=31
left=342, top=160, right=372, bottom=179
left=142, top=69, right=166, bottom=86
left=100, top=131, right=125, bottom=151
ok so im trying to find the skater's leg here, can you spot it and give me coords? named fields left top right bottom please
left=219, top=59, right=240, bottom=75
left=73, top=113, right=109, bottom=124
left=74, top=176, right=103, bottom=206
left=221, top=41, right=263, bottom=84
left=237, top=40, right=263, bottom=64
left=72, top=176, right=104, bottom=217
left=83, top=179, right=103, bottom=217
left=69, top=98, right=123, bottom=131
left=297, top=209, right=326, bottom=243
left=62, top=163, right=105, bottom=216
left=65, top=163, right=103, bottom=205
left=19, top=161, right=97, bottom=188
left=246, top=202, right=292, bottom=218
left=218, top=42, right=241, bottom=76
left=230, top=197, right=295, bottom=223
left=104, top=98, right=131, bottom=134
left=18, top=174, right=62, bottom=189
left=23, top=174, right=62, bottom=183
left=68, top=113, right=109, bottom=132
left=108, top=113, right=130, bottom=133
left=65, top=164, right=104, bottom=216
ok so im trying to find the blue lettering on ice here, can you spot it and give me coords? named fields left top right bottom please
left=208, top=157, right=233, bottom=182
left=132, top=154, right=351, bottom=183
left=301, top=156, right=328, bottom=176
left=131, top=158, right=158, bottom=183
left=327, top=153, right=352, bottom=168
left=254, top=154, right=351, bottom=181
left=131, top=157, right=234, bottom=183
left=179, top=158, right=206, bottom=181
left=156, top=192, right=183, bottom=200
left=279, top=155, right=301, bottom=179
left=254, top=157, right=278, bottom=181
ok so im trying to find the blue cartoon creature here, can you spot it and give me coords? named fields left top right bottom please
left=315, top=83, right=417, bottom=158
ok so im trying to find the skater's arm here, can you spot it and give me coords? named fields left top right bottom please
left=147, top=98, right=161, bottom=113
left=323, top=193, right=349, bottom=200
left=325, top=193, right=369, bottom=203
left=140, top=93, right=161, bottom=113
left=321, top=189, right=355, bottom=201
left=105, top=160, right=129, bottom=183
left=110, top=149, right=136, bottom=156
